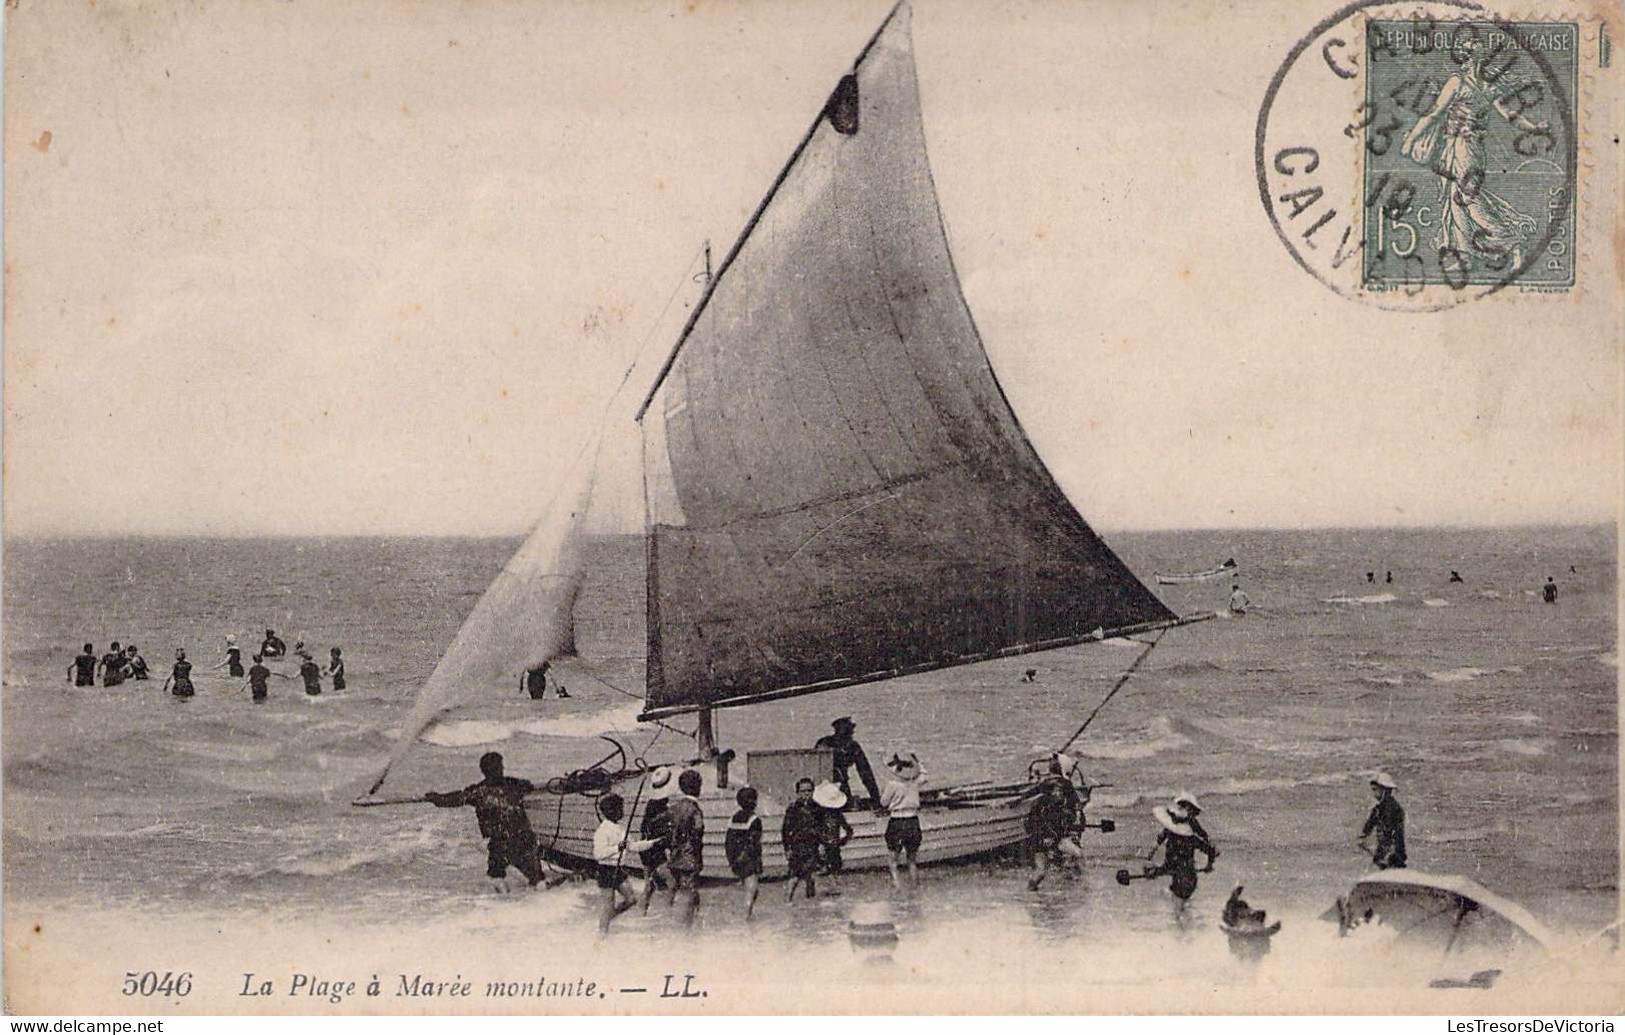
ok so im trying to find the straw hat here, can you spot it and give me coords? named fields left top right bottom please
left=1370, top=772, right=1398, bottom=790
left=813, top=781, right=847, bottom=809
left=1171, top=791, right=1202, bottom=816
left=648, top=767, right=675, bottom=799
left=225, top=634, right=238, bottom=646
left=886, top=751, right=920, bottom=776
left=1152, top=804, right=1195, bottom=836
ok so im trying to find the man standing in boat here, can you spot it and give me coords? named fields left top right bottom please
left=425, top=751, right=569, bottom=892
left=816, top=717, right=882, bottom=808
left=1358, top=772, right=1407, bottom=869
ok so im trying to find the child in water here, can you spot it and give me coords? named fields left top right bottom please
left=125, top=645, right=151, bottom=681
left=781, top=778, right=823, bottom=901
left=326, top=647, right=345, bottom=690
left=162, top=649, right=195, bottom=698
left=725, top=786, right=764, bottom=919
left=879, top=752, right=927, bottom=890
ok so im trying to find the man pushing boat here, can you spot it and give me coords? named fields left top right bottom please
left=425, top=751, right=570, bottom=892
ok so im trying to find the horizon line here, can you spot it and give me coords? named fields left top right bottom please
left=2, top=519, right=1618, bottom=541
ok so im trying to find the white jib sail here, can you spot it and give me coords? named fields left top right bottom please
left=365, top=450, right=597, bottom=796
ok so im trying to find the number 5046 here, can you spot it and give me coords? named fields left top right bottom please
left=122, top=971, right=192, bottom=997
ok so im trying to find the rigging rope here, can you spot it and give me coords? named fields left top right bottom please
left=1057, top=630, right=1166, bottom=754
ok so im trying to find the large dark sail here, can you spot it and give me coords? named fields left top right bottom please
left=638, top=4, right=1174, bottom=720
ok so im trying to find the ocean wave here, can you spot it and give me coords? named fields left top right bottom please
left=163, top=739, right=283, bottom=764
left=1426, top=665, right=1523, bottom=684
left=422, top=703, right=646, bottom=748
left=1505, top=712, right=1542, bottom=725
left=237, top=825, right=445, bottom=879
left=1495, top=738, right=1554, bottom=757
left=1422, top=820, right=1512, bottom=843
left=1422, top=598, right=1450, bottom=607
left=1360, top=675, right=1404, bottom=686
left=1157, top=660, right=1229, bottom=678
left=1323, top=594, right=1398, bottom=605
left=1095, top=769, right=1361, bottom=810
left=1071, top=715, right=1190, bottom=761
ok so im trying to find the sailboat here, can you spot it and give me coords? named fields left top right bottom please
left=362, top=2, right=1212, bottom=878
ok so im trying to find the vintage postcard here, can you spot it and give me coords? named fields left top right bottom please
left=3, top=0, right=1621, bottom=1017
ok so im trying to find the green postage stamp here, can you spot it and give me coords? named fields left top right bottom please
left=1359, top=20, right=1580, bottom=291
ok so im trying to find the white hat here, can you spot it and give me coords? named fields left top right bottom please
left=1370, top=772, right=1398, bottom=790
left=226, top=634, right=238, bottom=645
left=813, top=781, right=847, bottom=809
left=1152, top=805, right=1195, bottom=836
left=648, top=767, right=674, bottom=799
left=1171, top=791, right=1202, bottom=815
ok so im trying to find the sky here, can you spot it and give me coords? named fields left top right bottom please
left=4, top=0, right=1620, bottom=536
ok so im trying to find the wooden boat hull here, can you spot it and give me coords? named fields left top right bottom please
left=528, top=764, right=1030, bottom=881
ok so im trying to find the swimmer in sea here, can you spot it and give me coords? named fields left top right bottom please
left=260, top=629, right=286, bottom=659
left=69, top=643, right=98, bottom=687
left=98, top=641, right=128, bottom=687
left=326, top=647, right=345, bottom=691
left=298, top=652, right=323, bottom=696
left=244, top=654, right=291, bottom=703
left=125, top=644, right=150, bottom=681
left=161, top=649, right=195, bottom=698
left=213, top=635, right=245, bottom=678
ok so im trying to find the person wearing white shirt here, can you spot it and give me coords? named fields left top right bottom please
left=878, top=752, right=927, bottom=890
left=593, top=793, right=657, bottom=935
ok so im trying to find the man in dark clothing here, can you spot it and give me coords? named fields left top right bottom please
left=1358, top=772, right=1407, bottom=869
left=69, top=644, right=98, bottom=686
left=260, top=629, right=286, bottom=659
left=1025, top=779, right=1083, bottom=890
left=665, top=769, right=706, bottom=927
left=1543, top=578, right=1558, bottom=604
left=162, top=649, right=195, bottom=698
left=298, top=654, right=323, bottom=696
left=245, top=654, right=287, bottom=702
left=99, top=642, right=128, bottom=687
left=426, top=751, right=567, bottom=890
left=815, top=716, right=882, bottom=807
left=782, top=778, right=823, bottom=901
left=521, top=661, right=569, bottom=700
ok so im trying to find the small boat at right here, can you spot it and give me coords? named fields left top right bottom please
left=1326, top=870, right=1556, bottom=955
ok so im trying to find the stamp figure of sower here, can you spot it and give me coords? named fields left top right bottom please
left=1398, top=34, right=1546, bottom=273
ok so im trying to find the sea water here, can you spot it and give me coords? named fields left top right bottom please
left=2, top=526, right=1617, bottom=1008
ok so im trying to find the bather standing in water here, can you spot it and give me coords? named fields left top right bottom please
left=1146, top=792, right=1218, bottom=903
left=161, top=649, right=195, bottom=698
left=1358, top=772, right=1407, bottom=870
left=214, top=635, right=245, bottom=678
left=69, top=643, right=98, bottom=687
